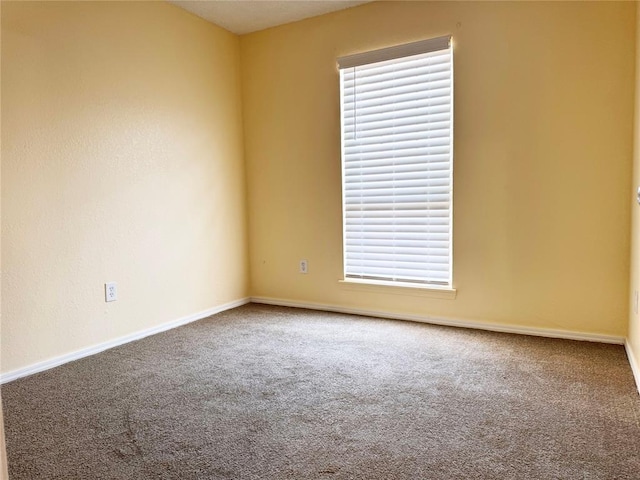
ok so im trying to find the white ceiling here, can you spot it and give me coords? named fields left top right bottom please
left=168, top=1, right=372, bottom=35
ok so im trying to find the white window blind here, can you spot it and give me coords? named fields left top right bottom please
left=339, top=36, right=453, bottom=286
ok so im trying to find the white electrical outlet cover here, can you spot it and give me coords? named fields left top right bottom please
left=105, top=282, right=118, bottom=302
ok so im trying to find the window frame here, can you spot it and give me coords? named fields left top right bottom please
left=338, top=36, right=454, bottom=290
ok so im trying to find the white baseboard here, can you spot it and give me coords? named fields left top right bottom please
left=4, top=296, right=631, bottom=388
left=625, top=341, right=640, bottom=395
left=250, top=296, right=626, bottom=345
left=0, top=297, right=251, bottom=385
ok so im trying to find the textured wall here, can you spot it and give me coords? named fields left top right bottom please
left=628, top=3, right=640, bottom=376
left=241, top=1, right=636, bottom=336
left=0, top=0, right=7, bottom=473
left=1, top=1, right=248, bottom=374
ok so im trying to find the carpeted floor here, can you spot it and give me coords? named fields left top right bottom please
left=2, top=303, right=640, bottom=479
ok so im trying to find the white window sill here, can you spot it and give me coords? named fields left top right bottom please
left=339, top=279, right=457, bottom=300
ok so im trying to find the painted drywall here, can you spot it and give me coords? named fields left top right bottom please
left=2, top=2, right=12, bottom=474
left=628, top=3, right=640, bottom=379
left=241, top=1, right=636, bottom=336
left=1, top=1, right=248, bottom=374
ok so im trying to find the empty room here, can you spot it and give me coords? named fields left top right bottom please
left=1, top=0, right=640, bottom=478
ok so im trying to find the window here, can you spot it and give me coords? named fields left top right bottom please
left=338, top=36, right=453, bottom=288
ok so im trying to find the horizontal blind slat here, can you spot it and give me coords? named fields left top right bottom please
left=344, top=71, right=452, bottom=97
left=341, top=50, right=451, bottom=73
left=343, top=90, right=451, bottom=112
left=345, top=157, right=450, bottom=170
left=343, top=101, right=450, bottom=123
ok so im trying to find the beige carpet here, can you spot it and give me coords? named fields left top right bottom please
left=2, top=303, right=640, bottom=479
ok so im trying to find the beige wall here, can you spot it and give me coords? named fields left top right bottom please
left=242, top=1, right=636, bottom=336
left=2, top=3, right=11, bottom=475
left=629, top=3, right=640, bottom=374
left=0, top=0, right=7, bottom=471
left=1, top=1, right=249, bottom=374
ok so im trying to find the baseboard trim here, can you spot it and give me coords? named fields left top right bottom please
left=3, top=296, right=629, bottom=386
left=625, top=341, right=640, bottom=395
left=250, top=296, right=626, bottom=345
left=0, top=297, right=251, bottom=385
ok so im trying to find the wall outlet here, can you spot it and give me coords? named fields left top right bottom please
left=299, top=259, right=308, bottom=274
left=105, top=282, right=118, bottom=302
